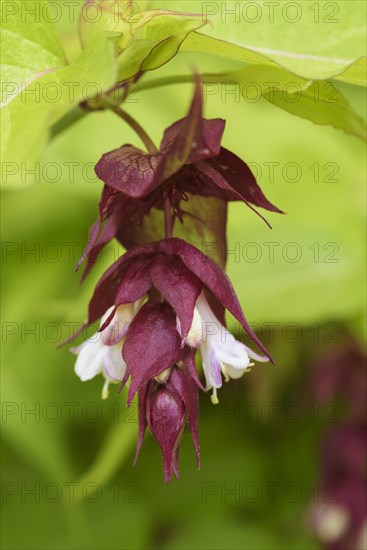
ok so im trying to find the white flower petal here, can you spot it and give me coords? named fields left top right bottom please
left=243, top=344, right=269, bottom=363
left=195, top=292, right=217, bottom=322
left=103, top=344, right=126, bottom=381
left=217, top=340, right=250, bottom=370
left=178, top=306, right=204, bottom=347
left=101, top=302, right=141, bottom=345
left=224, top=363, right=247, bottom=380
left=200, top=342, right=223, bottom=390
left=74, top=336, right=105, bottom=381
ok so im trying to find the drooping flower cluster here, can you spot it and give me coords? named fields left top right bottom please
left=71, top=80, right=282, bottom=482
left=309, top=343, right=367, bottom=549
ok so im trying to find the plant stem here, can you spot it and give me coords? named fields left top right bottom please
left=136, top=74, right=196, bottom=92
left=134, top=72, right=233, bottom=93
left=110, top=105, right=158, bottom=153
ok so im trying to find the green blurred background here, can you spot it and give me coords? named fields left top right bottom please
left=1, top=8, right=366, bottom=550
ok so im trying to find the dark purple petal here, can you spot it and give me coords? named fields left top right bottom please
left=159, top=118, right=225, bottom=171
left=205, top=291, right=226, bottom=327
left=159, top=238, right=274, bottom=362
left=76, top=217, right=101, bottom=274
left=147, top=384, right=186, bottom=483
left=87, top=243, right=157, bottom=325
left=114, top=259, right=152, bottom=305
left=95, top=145, right=161, bottom=197
left=169, top=367, right=200, bottom=467
left=122, top=302, right=182, bottom=403
left=77, top=185, right=117, bottom=274
left=133, top=381, right=152, bottom=466
left=182, top=349, right=205, bottom=391
left=195, top=161, right=273, bottom=227
left=78, top=188, right=142, bottom=279
left=159, top=77, right=225, bottom=178
left=98, top=259, right=151, bottom=334
left=149, top=255, right=203, bottom=341
left=204, top=147, right=283, bottom=213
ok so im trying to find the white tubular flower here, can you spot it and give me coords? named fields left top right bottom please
left=183, top=292, right=269, bottom=404
left=71, top=301, right=143, bottom=399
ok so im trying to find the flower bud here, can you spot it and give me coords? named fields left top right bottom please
left=147, top=385, right=186, bottom=483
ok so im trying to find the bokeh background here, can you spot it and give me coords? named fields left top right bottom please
left=1, top=3, right=366, bottom=549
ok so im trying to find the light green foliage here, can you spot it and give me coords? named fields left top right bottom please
left=200, top=65, right=367, bottom=140
left=117, top=14, right=206, bottom=81
left=1, top=0, right=366, bottom=188
left=162, top=0, right=366, bottom=83
left=0, top=0, right=66, bottom=103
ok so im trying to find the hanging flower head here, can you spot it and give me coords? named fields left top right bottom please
left=68, top=77, right=282, bottom=482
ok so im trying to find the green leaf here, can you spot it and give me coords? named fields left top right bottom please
left=154, top=0, right=367, bottom=85
left=1, top=34, right=117, bottom=187
left=79, top=0, right=133, bottom=48
left=334, top=56, right=367, bottom=86
left=182, top=32, right=367, bottom=87
left=116, top=14, right=206, bottom=82
left=0, top=0, right=66, bottom=104
left=117, top=38, right=162, bottom=82
left=218, top=65, right=366, bottom=141
left=264, top=80, right=367, bottom=142
left=140, top=14, right=206, bottom=71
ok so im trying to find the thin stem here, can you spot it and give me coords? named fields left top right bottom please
left=133, top=72, right=233, bottom=94
left=136, top=74, right=196, bottom=92
left=164, top=197, right=173, bottom=239
left=110, top=105, right=158, bottom=153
